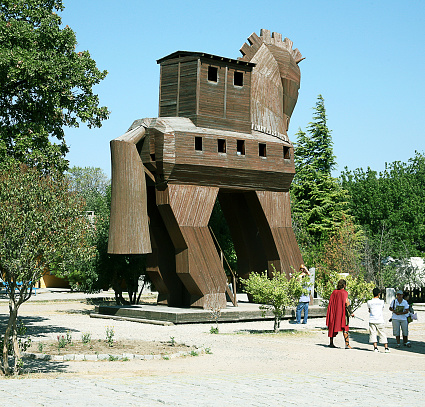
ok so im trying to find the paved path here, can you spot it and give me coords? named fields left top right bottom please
left=1, top=370, right=424, bottom=406
left=0, top=290, right=424, bottom=406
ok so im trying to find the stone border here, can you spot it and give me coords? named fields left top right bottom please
left=22, top=347, right=206, bottom=362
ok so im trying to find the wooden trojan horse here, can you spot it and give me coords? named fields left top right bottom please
left=108, top=29, right=304, bottom=309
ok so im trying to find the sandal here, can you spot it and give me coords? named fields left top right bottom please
left=329, top=343, right=337, bottom=348
left=343, top=332, right=352, bottom=349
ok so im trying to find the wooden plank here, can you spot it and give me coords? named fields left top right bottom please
left=108, top=129, right=151, bottom=254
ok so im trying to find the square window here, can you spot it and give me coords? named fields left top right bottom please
left=283, top=146, right=290, bottom=159
left=150, top=153, right=156, bottom=161
left=237, top=140, right=245, bottom=156
left=208, top=66, right=218, bottom=82
left=259, top=143, right=266, bottom=157
left=195, top=136, right=203, bottom=151
left=218, top=139, right=226, bottom=153
left=234, top=71, right=244, bottom=87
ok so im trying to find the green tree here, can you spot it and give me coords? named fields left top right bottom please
left=318, top=217, right=365, bottom=277
left=67, top=166, right=110, bottom=213
left=291, top=95, right=351, bottom=263
left=341, top=153, right=425, bottom=257
left=0, top=0, right=108, bottom=172
left=0, top=162, right=95, bottom=375
left=315, top=270, right=374, bottom=313
left=341, top=152, right=425, bottom=285
left=241, top=269, right=308, bottom=332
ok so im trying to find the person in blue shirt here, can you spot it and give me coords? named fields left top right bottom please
left=296, top=264, right=311, bottom=324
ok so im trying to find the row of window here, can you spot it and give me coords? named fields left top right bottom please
left=207, top=66, right=244, bottom=87
left=194, top=136, right=291, bottom=159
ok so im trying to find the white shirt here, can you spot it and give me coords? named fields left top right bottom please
left=390, top=298, right=409, bottom=321
left=367, top=298, right=385, bottom=324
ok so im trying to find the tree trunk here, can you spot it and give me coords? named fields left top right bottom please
left=273, top=316, right=279, bottom=333
left=2, top=302, right=19, bottom=375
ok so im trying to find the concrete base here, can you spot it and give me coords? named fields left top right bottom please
left=93, top=300, right=327, bottom=325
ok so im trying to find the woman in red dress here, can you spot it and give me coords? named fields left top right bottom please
left=326, top=279, right=354, bottom=348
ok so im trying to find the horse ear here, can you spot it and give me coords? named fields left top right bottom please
left=108, top=125, right=151, bottom=254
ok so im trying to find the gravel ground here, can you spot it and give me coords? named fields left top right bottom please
left=1, top=292, right=424, bottom=378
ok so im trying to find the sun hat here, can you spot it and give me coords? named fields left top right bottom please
left=396, top=290, right=403, bottom=295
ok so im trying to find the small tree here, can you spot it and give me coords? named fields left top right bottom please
left=241, top=269, right=308, bottom=332
left=0, top=162, right=95, bottom=375
left=316, top=270, right=374, bottom=313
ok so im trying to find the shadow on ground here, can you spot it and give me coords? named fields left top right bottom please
left=0, top=315, right=80, bottom=338
left=21, top=359, right=69, bottom=375
left=317, top=327, right=425, bottom=355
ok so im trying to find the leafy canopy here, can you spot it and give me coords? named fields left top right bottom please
left=0, top=0, right=108, bottom=171
left=0, top=162, right=95, bottom=294
left=316, top=271, right=374, bottom=313
left=291, top=95, right=351, bottom=261
left=341, top=152, right=425, bottom=258
left=0, top=161, right=95, bottom=374
left=242, top=269, right=309, bottom=332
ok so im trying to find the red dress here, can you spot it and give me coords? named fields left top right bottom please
left=326, top=289, right=349, bottom=337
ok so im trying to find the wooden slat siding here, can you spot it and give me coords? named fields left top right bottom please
left=145, top=118, right=295, bottom=190
left=225, top=67, right=251, bottom=121
left=218, top=191, right=268, bottom=280
left=108, top=129, right=151, bottom=254
left=168, top=184, right=218, bottom=226
left=196, top=59, right=201, bottom=115
left=178, top=60, right=198, bottom=117
left=255, top=191, right=292, bottom=227
left=155, top=184, right=226, bottom=308
left=282, top=77, right=299, bottom=121
left=159, top=63, right=178, bottom=117
left=254, top=191, right=303, bottom=278
left=239, top=30, right=303, bottom=136
left=146, top=185, right=187, bottom=306
left=250, top=44, right=285, bottom=135
left=158, top=53, right=253, bottom=134
left=168, top=185, right=226, bottom=308
left=167, top=165, right=294, bottom=191
left=192, top=116, right=252, bottom=133
left=181, top=226, right=227, bottom=308
left=198, top=61, right=226, bottom=118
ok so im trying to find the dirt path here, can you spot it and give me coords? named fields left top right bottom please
left=1, top=298, right=424, bottom=379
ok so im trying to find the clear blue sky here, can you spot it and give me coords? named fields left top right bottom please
left=61, top=0, right=425, bottom=178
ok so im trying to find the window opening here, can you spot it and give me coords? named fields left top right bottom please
left=259, top=143, right=266, bottom=157
left=236, top=140, right=245, bottom=156
left=208, top=66, right=218, bottom=82
left=234, top=71, right=244, bottom=87
left=283, top=146, right=290, bottom=159
left=218, top=139, right=226, bottom=153
left=150, top=153, right=156, bottom=161
left=195, top=136, right=203, bottom=151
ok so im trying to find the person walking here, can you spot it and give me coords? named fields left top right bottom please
left=326, top=279, right=354, bottom=349
left=389, top=290, right=410, bottom=348
left=367, top=287, right=390, bottom=353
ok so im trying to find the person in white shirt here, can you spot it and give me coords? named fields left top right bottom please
left=367, top=288, right=390, bottom=353
left=295, top=264, right=311, bottom=324
left=389, top=290, right=410, bottom=348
